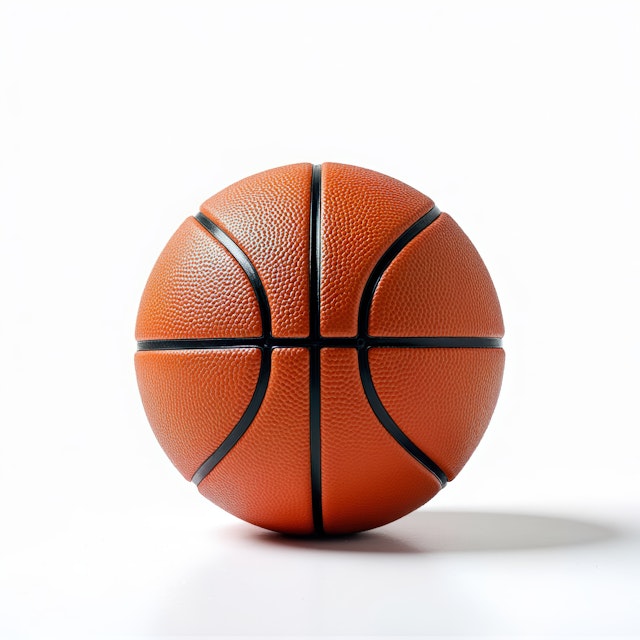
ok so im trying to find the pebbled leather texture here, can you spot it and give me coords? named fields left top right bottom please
left=200, top=163, right=312, bottom=338
left=369, top=213, right=504, bottom=337
left=134, top=348, right=261, bottom=480
left=135, top=161, right=505, bottom=535
left=198, top=348, right=313, bottom=535
left=369, top=347, right=505, bottom=480
left=320, top=162, right=434, bottom=337
left=320, top=348, right=442, bottom=535
left=135, top=217, right=261, bottom=340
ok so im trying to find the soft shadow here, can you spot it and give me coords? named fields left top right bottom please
left=149, top=510, right=625, bottom=636
left=237, top=527, right=424, bottom=553
left=237, top=508, right=619, bottom=554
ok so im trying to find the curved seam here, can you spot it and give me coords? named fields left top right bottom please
left=357, top=205, right=440, bottom=337
left=195, top=212, right=271, bottom=337
left=191, top=349, right=271, bottom=485
left=358, top=347, right=448, bottom=487
left=191, top=212, right=273, bottom=485
left=356, top=205, right=449, bottom=487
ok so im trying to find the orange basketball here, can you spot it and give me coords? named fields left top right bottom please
left=135, top=162, right=504, bottom=535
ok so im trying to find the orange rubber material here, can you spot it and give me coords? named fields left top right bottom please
left=320, top=348, right=442, bottom=534
left=135, top=162, right=505, bottom=535
left=320, top=163, right=434, bottom=337
left=135, top=217, right=261, bottom=341
left=200, top=163, right=312, bottom=338
left=369, top=213, right=504, bottom=337
left=198, top=348, right=313, bottom=535
left=134, top=348, right=261, bottom=480
left=369, top=348, right=505, bottom=480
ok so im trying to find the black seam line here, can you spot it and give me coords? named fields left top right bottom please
left=358, top=347, right=448, bottom=487
left=191, top=350, right=271, bottom=485
left=136, top=336, right=503, bottom=351
left=357, top=204, right=441, bottom=337
left=356, top=204, right=449, bottom=487
left=309, top=164, right=324, bottom=534
left=195, top=212, right=271, bottom=337
left=191, top=212, right=272, bottom=486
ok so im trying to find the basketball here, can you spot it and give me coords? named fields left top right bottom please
left=135, top=162, right=504, bottom=535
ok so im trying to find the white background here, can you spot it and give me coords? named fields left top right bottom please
left=1, top=1, right=639, bottom=638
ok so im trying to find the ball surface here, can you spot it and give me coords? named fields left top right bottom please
left=135, top=162, right=504, bottom=535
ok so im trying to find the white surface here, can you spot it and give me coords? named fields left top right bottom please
left=1, top=1, right=639, bottom=638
